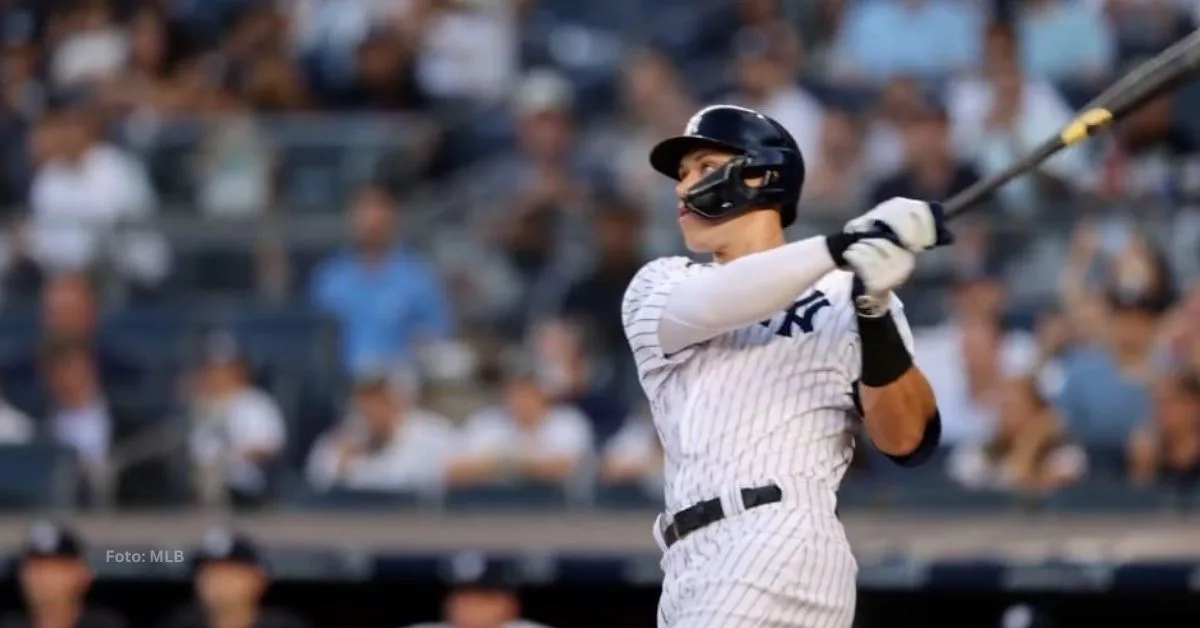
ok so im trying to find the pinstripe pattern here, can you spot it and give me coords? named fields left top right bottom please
left=623, top=256, right=893, bottom=628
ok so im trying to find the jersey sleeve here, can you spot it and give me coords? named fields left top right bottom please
left=621, top=257, right=700, bottom=374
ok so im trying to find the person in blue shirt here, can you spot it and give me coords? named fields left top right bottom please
left=830, top=0, right=985, bottom=83
left=1056, top=293, right=1160, bottom=453
left=310, top=184, right=453, bottom=372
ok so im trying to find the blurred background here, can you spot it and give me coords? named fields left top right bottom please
left=0, top=0, right=1198, bottom=626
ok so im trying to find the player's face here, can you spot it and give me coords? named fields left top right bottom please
left=445, top=589, right=518, bottom=628
left=675, top=148, right=766, bottom=254
left=196, top=563, right=266, bottom=610
left=19, top=558, right=89, bottom=608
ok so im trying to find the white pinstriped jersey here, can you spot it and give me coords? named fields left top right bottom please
left=622, top=256, right=914, bottom=515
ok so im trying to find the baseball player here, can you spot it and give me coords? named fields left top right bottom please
left=622, top=104, right=949, bottom=627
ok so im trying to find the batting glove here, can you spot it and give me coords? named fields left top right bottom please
left=842, top=237, right=915, bottom=315
left=844, top=198, right=954, bottom=253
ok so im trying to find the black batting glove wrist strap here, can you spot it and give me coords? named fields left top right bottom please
left=825, top=232, right=858, bottom=268
left=857, top=311, right=913, bottom=387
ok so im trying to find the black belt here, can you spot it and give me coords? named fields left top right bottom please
left=661, top=483, right=783, bottom=549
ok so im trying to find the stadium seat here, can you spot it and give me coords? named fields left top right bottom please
left=880, top=477, right=1018, bottom=513
left=594, top=482, right=663, bottom=510
left=0, top=443, right=78, bottom=510
left=443, top=482, right=571, bottom=512
left=1042, top=482, right=1183, bottom=514
left=288, top=487, right=423, bottom=512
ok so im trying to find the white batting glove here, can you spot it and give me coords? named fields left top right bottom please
left=844, top=197, right=940, bottom=252
left=842, top=237, right=915, bottom=317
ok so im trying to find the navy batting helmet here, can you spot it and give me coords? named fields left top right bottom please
left=649, top=105, right=805, bottom=228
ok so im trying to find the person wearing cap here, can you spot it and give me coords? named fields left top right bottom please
left=401, top=553, right=553, bottom=628
left=187, top=331, right=286, bottom=508
left=157, top=530, right=308, bottom=628
left=304, top=365, right=456, bottom=493
left=0, top=522, right=126, bottom=628
left=447, top=356, right=593, bottom=487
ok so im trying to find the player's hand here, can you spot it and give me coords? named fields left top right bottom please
left=843, top=237, right=915, bottom=304
left=844, top=198, right=954, bottom=252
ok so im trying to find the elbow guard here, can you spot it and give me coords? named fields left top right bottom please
left=884, top=412, right=942, bottom=467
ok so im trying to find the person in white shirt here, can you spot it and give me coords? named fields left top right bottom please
left=946, top=25, right=1091, bottom=210
left=187, top=332, right=286, bottom=507
left=306, top=368, right=456, bottom=493
left=448, top=366, right=594, bottom=486
left=599, top=410, right=662, bottom=490
left=914, top=270, right=1039, bottom=445
left=0, top=392, right=35, bottom=445
left=947, top=376, right=1087, bottom=493
left=27, top=105, right=169, bottom=288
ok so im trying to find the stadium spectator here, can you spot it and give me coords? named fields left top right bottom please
left=526, top=319, right=629, bottom=444
left=947, top=24, right=1089, bottom=210
left=610, top=49, right=693, bottom=257
left=402, top=551, right=555, bottom=628
left=187, top=331, right=287, bottom=508
left=447, top=361, right=593, bottom=486
left=159, top=529, right=309, bottom=628
left=310, top=183, right=453, bottom=372
left=599, top=409, right=662, bottom=489
left=0, top=274, right=144, bottom=412
left=473, top=68, right=599, bottom=337
left=867, top=97, right=983, bottom=206
left=735, top=0, right=804, bottom=73
left=323, top=29, right=426, bottom=112
left=0, top=389, right=34, bottom=443
left=732, top=29, right=822, bottom=170
left=0, top=521, right=127, bottom=628
left=1058, top=226, right=1172, bottom=449
left=1155, top=281, right=1200, bottom=374
left=94, top=6, right=187, bottom=116
left=801, top=108, right=868, bottom=208
left=47, top=1, right=129, bottom=89
left=914, top=234, right=1039, bottom=444
left=26, top=102, right=170, bottom=292
left=546, top=204, right=644, bottom=426
left=1098, top=0, right=1197, bottom=61
left=829, top=0, right=984, bottom=83
left=1016, top=0, right=1115, bottom=83
left=947, top=376, right=1088, bottom=494
left=40, top=338, right=114, bottom=499
left=861, top=77, right=928, bottom=180
left=1, top=20, right=44, bottom=121
left=403, top=0, right=521, bottom=105
left=305, top=367, right=456, bottom=493
left=1127, top=371, right=1200, bottom=488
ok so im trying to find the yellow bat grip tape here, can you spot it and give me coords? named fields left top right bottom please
left=1059, top=108, right=1114, bottom=146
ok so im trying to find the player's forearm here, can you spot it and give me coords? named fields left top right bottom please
left=445, top=457, right=504, bottom=485
left=856, top=308, right=941, bottom=463
left=860, top=368, right=938, bottom=457
left=520, top=456, right=579, bottom=482
left=660, top=235, right=845, bottom=352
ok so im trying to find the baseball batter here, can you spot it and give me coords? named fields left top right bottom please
left=622, top=105, right=949, bottom=628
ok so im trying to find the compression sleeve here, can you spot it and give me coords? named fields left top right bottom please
left=658, top=235, right=838, bottom=355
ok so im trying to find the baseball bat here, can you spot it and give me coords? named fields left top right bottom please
left=942, top=28, right=1200, bottom=221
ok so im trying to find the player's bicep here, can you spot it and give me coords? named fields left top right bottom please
left=622, top=258, right=700, bottom=367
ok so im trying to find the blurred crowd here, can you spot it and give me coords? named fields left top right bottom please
left=0, top=0, right=1196, bottom=513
